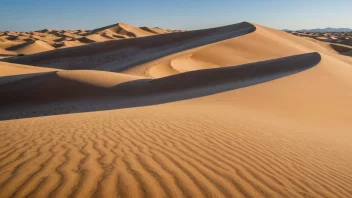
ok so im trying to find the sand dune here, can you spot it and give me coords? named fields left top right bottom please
left=0, top=61, right=57, bottom=77
left=0, top=52, right=320, bottom=120
left=6, top=40, right=55, bottom=55
left=1, top=21, right=352, bottom=198
left=124, top=24, right=344, bottom=77
left=52, top=40, right=85, bottom=48
left=90, top=22, right=156, bottom=38
left=0, top=23, right=180, bottom=58
left=291, top=31, right=352, bottom=56
left=0, top=40, right=23, bottom=48
left=0, top=48, right=17, bottom=59
left=2, top=22, right=256, bottom=71
left=140, top=27, right=171, bottom=34
left=5, top=22, right=348, bottom=78
left=57, top=70, right=146, bottom=88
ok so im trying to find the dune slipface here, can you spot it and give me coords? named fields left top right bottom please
left=1, top=22, right=352, bottom=198
left=0, top=52, right=321, bottom=120
left=3, top=22, right=256, bottom=71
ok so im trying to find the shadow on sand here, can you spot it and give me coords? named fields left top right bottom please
left=0, top=52, right=321, bottom=121
left=3, top=22, right=256, bottom=72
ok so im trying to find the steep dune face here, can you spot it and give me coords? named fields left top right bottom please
left=211, top=53, right=352, bottom=127
left=1, top=52, right=352, bottom=197
left=2, top=22, right=256, bottom=70
left=126, top=24, right=351, bottom=78
left=0, top=53, right=320, bottom=120
left=0, top=70, right=146, bottom=116
left=1, top=22, right=352, bottom=198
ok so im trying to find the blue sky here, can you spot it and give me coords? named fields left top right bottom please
left=0, top=0, right=351, bottom=31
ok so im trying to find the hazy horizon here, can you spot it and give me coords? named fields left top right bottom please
left=0, top=0, right=351, bottom=31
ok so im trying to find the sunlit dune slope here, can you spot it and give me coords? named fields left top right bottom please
left=1, top=50, right=352, bottom=197
left=2, top=22, right=256, bottom=71
left=0, top=52, right=319, bottom=120
left=125, top=24, right=352, bottom=77
left=90, top=22, right=156, bottom=38
left=0, top=61, right=57, bottom=77
left=0, top=22, right=180, bottom=58
left=6, top=40, right=55, bottom=55
left=0, top=21, right=352, bottom=198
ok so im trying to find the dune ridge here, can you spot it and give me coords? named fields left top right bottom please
left=0, top=62, right=57, bottom=77
left=0, top=52, right=320, bottom=120
left=6, top=40, right=55, bottom=55
left=134, top=24, right=352, bottom=78
left=89, top=22, right=155, bottom=38
left=2, top=22, right=256, bottom=71
left=1, top=21, right=352, bottom=198
left=0, top=22, right=180, bottom=58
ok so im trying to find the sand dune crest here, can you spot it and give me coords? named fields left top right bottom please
left=0, top=52, right=320, bottom=120
left=0, top=21, right=352, bottom=198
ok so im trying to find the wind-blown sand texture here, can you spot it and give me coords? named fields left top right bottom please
left=1, top=22, right=352, bottom=198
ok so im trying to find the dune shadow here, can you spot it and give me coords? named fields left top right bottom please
left=0, top=54, right=15, bottom=57
left=329, top=44, right=352, bottom=53
left=2, top=22, right=256, bottom=72
left=0, top=53, right=321, bottom=121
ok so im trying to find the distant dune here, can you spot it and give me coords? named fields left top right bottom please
left=289, top=31, right=352, bottom=56
left=0, top=48, right=16, bottom=59
left=2, top=22, right=255, bottom=71
left=293, top=27, right=352, bottom=32
left=90, top=22, right=156, bottom=38
left=0, top=52, right=320, bottom=119
left=1, top=21, right=352, bottom=198
left=0, top=61, right=57, bottom=77
left=6, top=40, right=55, bottom=55
left=0, top=22, right=181, bottom=58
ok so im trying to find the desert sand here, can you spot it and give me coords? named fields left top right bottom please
left=290, top=31, right=352, bottom=57
left=0, top=23, right=180, bottom=58
left=0, top=21, right=352, bottom=198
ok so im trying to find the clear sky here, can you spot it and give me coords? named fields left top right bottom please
left=0, top=0, right=351, bottom=31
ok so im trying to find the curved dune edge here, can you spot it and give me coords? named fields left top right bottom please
left=0, top=22, right=179, bottom=57
left=0, top=48, right=17, bottom=59
left=0, top=70, right=145, bottom=87
left=3, top=53, right=352, bottom=198
left=0, top=52, right=320, bottom=120
left=2, top=22, right=256, bottom=71
left=123, top=23, right=350, bottom=78
left=0, top=62, right=58, bottom=77
left=89, top=22, right=155, bottom=38
left=6, top=40, right=55, bottom=55
left=57, top=70, right=147, bottom=88
left=113, top=53, right=321, bottom=96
